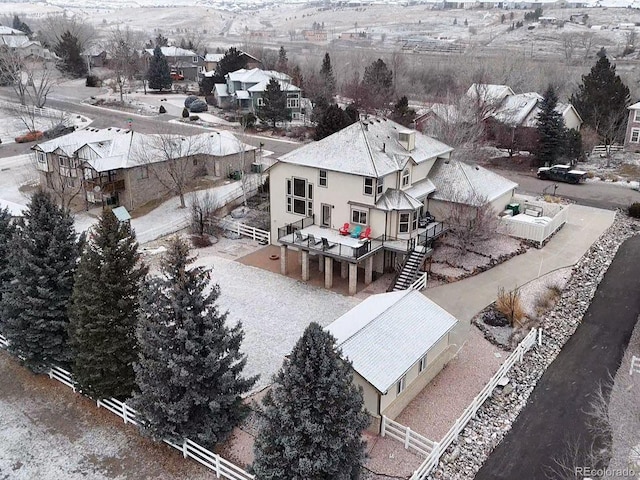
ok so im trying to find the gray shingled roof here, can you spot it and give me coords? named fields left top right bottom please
left=277, top=118, right=453, bottom=178
left=428, top=158, right=518, bottom=205
left=376, top=189, right=423, bottom=211
left=326, top=290, right=458, bottom=394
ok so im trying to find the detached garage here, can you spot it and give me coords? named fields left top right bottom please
left=326, top=289, right=462, bottom=433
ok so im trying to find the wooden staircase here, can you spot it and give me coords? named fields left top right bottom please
left=391, top=246, right=429, bottom=291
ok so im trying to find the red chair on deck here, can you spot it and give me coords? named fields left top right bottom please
left=359, top=227, right=371, bottom=240
left=339, top=223, right=350, bottom=236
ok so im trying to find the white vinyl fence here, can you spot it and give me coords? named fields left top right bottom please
left=409, top=272, right=428, bottom=291
left=0, top=334, right=255, bottom=480
left=410, top=328, right=541, bottom=479
left=217, top=217, right=270, bottom=244
left=630, top=356, right=640, bottom=375
left=500, top=207, right=568, bottom=247
left=381, top=416, right=436, bottom=457
left=0, top=99, right=66, bottom=120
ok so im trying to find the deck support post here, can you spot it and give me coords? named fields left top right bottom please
left=365, top=256, right=373, bottom=285
left=341, top=261, right=348, bottom=279
left=280, top=245, right=288, bottom=275
left=324, top=256, right=333, bottom=289
left=301, top=250, right=309, bottom=281
left=348, top=262, right=358, bottom=295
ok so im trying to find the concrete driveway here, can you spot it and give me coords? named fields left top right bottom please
left=425, top=204, right=616, bottom=323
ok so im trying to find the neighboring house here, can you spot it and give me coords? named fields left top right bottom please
left=83, top=47, right=108, bottom=68
left=143, top=46, right=204, bottom=81
left=212, top=68, right=302, bottom=119
left=303, top=29, right=328, bottom=41
left=269, top=117, right=518, bottom=294
left=33, top=127, right=256, bottom=210
left=465, top=83, right=515, bottom=110
left=624, top=102, right=640, bottom=153
left=326, top=289, right=462, bottom=432
left=0, top=26, right=55, bottom=59
left=414, top=103, right=461, bottom=135
left=202, top=50, right=262, bottom=73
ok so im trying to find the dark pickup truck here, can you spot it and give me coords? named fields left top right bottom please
left=537, top=164, right=587, bottom=184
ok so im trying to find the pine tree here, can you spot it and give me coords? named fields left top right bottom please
left=290, top=64, right=303, bottom=89
left=54, top=31, right=87, bottom=78
left=314, top=104, right=358, bottom=140
left=1, top=190, right=77, bottom=372
left=12, top=15, right=32, bottom=36
left=0, top=207, right=15, bottom=304
left=131, top=237, right=256, bottom=446
left=569, top=55, right=630, bottom=145
left=256, top=78, right=290, bottom=128
left=319, top=52, right=336, bottom=101
left=361, top=58, right=393, bottom=109
left=276, top=46, right=288, bottom=73
left=215, top=47, right=248, bottom=79
left=253, top=323, right=369, bottom=480
left=535, top=86, right=566, bottom=167
left=146, top=46, right=172, bottom=91
left=68, top=209, right=148, bottom=400
left=391, top=96, right=416, bottom=127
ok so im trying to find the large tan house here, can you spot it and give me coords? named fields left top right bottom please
left=624, top=102, right=640, bottom=153
left=33, top=127, right=256, bottom=210
left=326, top=289, right=463, bottom=433
left=269, top=118, right=517, bottom=295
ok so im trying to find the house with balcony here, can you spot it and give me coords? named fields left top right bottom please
left=624, top=102, right=640, bottom=153
left=212, top=68, right=302, bottom=119
left=33, top=127, right=256, bottom=211
left=270, top=118, right=517, bottom=295
left=143, top=46, right=204, bottom=81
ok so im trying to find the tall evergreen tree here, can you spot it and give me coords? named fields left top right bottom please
left=290, top=64, right=303, bottom=89
left=361, top=58, right=393, bottom=109
left=131, top=237, right=256, bottom=446
left=215, top=47, right=248, bottom=79
left=535, top=86, right=566, bottom=167
left=569, top=55, right=630, bottom=145
left=12, top=15, right=32, bottom=36
left=256, top=78, right=290, bottom=128
left=0, top=207, right=15, bottom=303
left=146, top=45, right=172, bottom=91
left=68, top=210, right=147, bottom=400
left=276, top=46, right=288, bottom=73
left=314, top=104, right=358, bottom=140
left=54, top=31, right=87, bottom=78
left=319, top=52, right=336, bottom=101
left=391, top=96, right=415, bottom=127
left=1, top=190, right=77, bottom=372
left=253, top=323, right=369, bottom=480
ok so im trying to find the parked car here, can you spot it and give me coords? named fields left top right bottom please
left=189, top=99, right=208, bottom=113
left=15, top=131, right=44, bottom=143
left=170, top=71, right=184, bottom=81
left=537, top=164, right=587, bottom=184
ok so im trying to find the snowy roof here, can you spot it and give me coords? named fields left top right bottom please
left=277, top=118, right=453, bottom=178
left=629, top=102, right=640, bottom=111
left=33, top=128, right=255, bottom=173
left=1, top=34, right=29, bottom=48
left=416, top=103, right=461, bottom=123
left=404, top=178, right=436, bottom=200
left=376, top=189, right=422, bottom=211
left=247, top=79, right=300, bottom=93
left=205, top=53, right=224, bottom=62
left=112, top=206, right=131, bottom=222
left=429, top=158, right=518, bottom=204
left=466, top=84, right=514, bottom=105
left=215, top=83, right=229, bottom=97
left=227, top=68, right=293, bottom=87
left=144, top=46, right=198, bottom=58
left=326, top=290, right=459, bottom=393
left=0, top=199, right=25, bottom=217
left=490, top=93, right=581, bottom=128
left=0, top=26, right=23, bottom=35
left=235, top=90, right=250, bottom=99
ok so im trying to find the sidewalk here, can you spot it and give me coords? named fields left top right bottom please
left=425, top=204, right=616, bottom=323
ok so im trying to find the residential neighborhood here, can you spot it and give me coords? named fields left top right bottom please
left=1, top=4, right=640, bottom=480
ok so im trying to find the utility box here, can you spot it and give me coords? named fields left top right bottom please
left=506, top=203, right=520, bottom=215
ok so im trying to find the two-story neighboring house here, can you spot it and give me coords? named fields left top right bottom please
left=143, top=46, right=204, bottom=81
left=624, top=102, right=640, bottom=153
left=202, top=50, right=262, bottom=74
left=212, top=68, right=302, bottom=119
left=33, top=127, right=256, bottom=211
left=269, top=118, right=517, bottom=295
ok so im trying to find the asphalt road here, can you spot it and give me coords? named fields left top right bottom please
left=475, top=234, right=640, bottom=480
left=493, top=168, right=640, bottom=211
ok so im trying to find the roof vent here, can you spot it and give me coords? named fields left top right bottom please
left=116, top=129, right=121, bottom=132
left=363, top=122, right=368, bottom=131
left=107, top=127, right=112, bottom=130
left=382, top=142, right=386, bottom=152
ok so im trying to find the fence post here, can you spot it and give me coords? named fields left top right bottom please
left=123, top=403, right=128, bottom=424
left=381, top=415, right=386, bottom=437
left=183, top=440, right=188, bottom=458
left=537, top=328, right=543, bottom=346
left=405, top=426, right=411, bottom=449
left=215, top=455, right=221, bottom=478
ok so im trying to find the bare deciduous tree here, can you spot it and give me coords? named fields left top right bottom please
left=34, top=15, right=96, bottom=52
left=444, top=191, right=500, bottom=254
left=107, top=26, right=143, bottom=102
left=189, top=190, right=222, bottom=236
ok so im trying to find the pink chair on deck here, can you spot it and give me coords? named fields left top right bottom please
left=359, top=227, right=371, bottom=240
left=339, top=223, right=350, bottom=236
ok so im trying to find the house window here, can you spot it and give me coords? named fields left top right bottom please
left=36, top=151, right=46, bottom=165
left=397, top=375, right=406, bottom=395
left=192, top=56, right=198, bottom=63
left=635, top=110, right=640, bottom=123
left=66, top=178, right=75, bottom=188
left=631, top=128, right=640, bottom=143
left=286, top=97, right=299, bottom=109
left=399, top=212, right=410, bottom=233
left=193, top=158, right=198, bottom=166
left=351, top=208, right=368, bottom=225
left=256, top=97, right=264, bottom=107
left=412, top=210, right=418, bottom=231
left=59, top=155, right=68, bottom=167
left=377, top=177, right=384, bottom=195
left=140, top=166, right=149, bottom=179
left=419, top=355, right=427, bottom=373
left=363, top=177, right=374, bottom=195
left=286, top=177, right=312, bottom=216
left=319, top=169, right=327, bottom=187
left=402, top=168, right=410, bottom=187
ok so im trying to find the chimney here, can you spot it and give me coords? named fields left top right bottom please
left=382, top=142, right=386, bottom=152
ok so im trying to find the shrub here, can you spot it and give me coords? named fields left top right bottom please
left=205, top=95, right=216, bottom=105
left=184, top=95, right=199, bottom=108
left=189, top=99, right=208, bottom=113
left=182, top=107, right=189, bottom=118
left=189, top=115, right=199, bottom=121
left=159, top=105, right=166, bottom=114
left=191, top=234, right=212, bottom=248
left=628, top=202, right=640, bottom=218
left=241, top=112, right=256, bottom=129
left=86, top=75, right=100, bottom=87
left=496, top=286, right=525, bottom=327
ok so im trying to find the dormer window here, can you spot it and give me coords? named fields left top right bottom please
left=377, top=177, right=384, bottom=195
left=401, top=169, right=410, bottom=187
